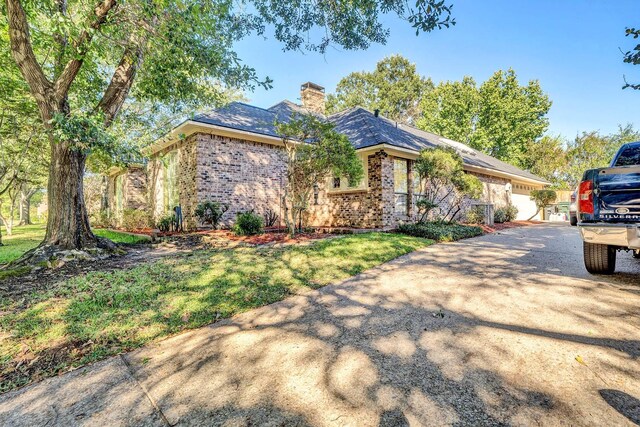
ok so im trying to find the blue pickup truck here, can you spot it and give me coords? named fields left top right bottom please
left=577, top=141, right=640, bottom=274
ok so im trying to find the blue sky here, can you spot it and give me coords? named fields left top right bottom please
left=234, top=0, right=640, bottom=139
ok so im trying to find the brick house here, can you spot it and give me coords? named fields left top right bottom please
left=108, top=82, right=548, bottom=230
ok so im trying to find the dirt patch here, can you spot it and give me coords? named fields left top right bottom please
left=477, top=220, right=543, bottom=234
left=0, top=339, right=93, bottom=393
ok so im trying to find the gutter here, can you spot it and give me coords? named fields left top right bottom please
left=356, top=143, right=549, bottom=186
left=144, top=120, right=285, bottom=156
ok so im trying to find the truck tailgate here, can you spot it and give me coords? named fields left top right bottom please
left=596, top=166, right=640, bottom=221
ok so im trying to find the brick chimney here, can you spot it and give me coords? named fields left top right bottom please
left=300, top=82, right=325, bottom=115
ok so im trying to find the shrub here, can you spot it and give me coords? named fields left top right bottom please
left=121, top=209, right=151, bottom=230
left=91, top=210, right=113, bottom=228
left=397, top=222, right=483, bottom=242
left=494, top=205, right=518, bottom=223
left=465, top=206, right=485, bottom=224
left=233, top=212, right=264, bottom=235
left=494, top=208, right=507, bottom=223
left=263, top=208, right=279, bottom=227
left=157, top=214, right=176, bottom=232
left=195, top=201, right=228, bottom=229
left=505, top=205, right=518, bottom=222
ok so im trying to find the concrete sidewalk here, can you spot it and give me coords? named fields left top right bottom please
left=1, top=224, right=639, bottom=426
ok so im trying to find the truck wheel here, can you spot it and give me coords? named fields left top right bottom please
left=583, top=242, right=616, bottom=274
left=570, top=214, right=577, bottom=226
left=633, top=250, right=640, bottom=259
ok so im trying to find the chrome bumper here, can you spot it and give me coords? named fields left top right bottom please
left=578, top=223, right=640, bottom=249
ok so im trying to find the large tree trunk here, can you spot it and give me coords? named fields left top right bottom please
left=44, top=142, right=97, bottom=249
left=18, top=184, right=35, bottom=225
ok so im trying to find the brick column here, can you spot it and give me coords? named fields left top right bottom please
left=407, top=160, right=414, bottom=220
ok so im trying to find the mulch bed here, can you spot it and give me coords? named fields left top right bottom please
left=477, top=220, right=543, bottom=234
left=161, top=229, right=334, bottom=246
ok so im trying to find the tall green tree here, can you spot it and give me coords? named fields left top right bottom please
left=2, top=0, right=454, bottom=258
left=521, top=135, right=568, bottom=189
left=565, top=131, right=611, bottom=188
left=417, top=76, right=478, bottom=144
left=418, top=69, right=551, bottom=168
left=326, top=55, right=434, bottom=124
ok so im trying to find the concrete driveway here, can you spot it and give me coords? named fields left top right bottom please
left=1, top=224, right=639, bottom=426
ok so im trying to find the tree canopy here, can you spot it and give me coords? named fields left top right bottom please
left=623, top=26, right=640, bottom=89
left=418, top=69, right=552, bottom=168
left=326, top=55, right=434, bottom=124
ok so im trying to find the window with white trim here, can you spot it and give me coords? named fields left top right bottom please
left=394, top=158, right=408, bottom=214
left=328, top=155, right=368, bottom=192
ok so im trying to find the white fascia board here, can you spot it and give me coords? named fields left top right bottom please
left=356, top=143, right=549, bottom=186
left=145, top=120, right=285, bottom=156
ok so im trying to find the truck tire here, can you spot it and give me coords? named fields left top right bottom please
left=633, top=250, right=640, bottom=259
left=583, top=242, right=616, bottom=274
left=570, top=214, right=577, bottom=226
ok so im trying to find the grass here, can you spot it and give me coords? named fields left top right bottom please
left=0, top=224, right=149, bottom=265
left=0, top=224, right=44, bottom=265
left=0, top=232, right=432, bottom=392
left=93, top=229, right=151, bottom=245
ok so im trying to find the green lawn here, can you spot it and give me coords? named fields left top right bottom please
left=0, top=232, right=431, bottom=392
left=0, top=224, right=149, bottom=265
left=0, top=224, right=45, bottom=265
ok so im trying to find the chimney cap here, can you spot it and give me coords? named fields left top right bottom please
left=301, top=82, right=325, bottom=93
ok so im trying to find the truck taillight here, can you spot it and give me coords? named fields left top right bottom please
left=578, top=180, right=594, bottom=214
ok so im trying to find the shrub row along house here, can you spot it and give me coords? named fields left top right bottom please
left=107, top=82, right=548, bottom=230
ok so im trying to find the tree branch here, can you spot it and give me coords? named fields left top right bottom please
left=54, top=0, right=118, bottom=98
left=5, top=0, right=53, bottom=97
left=96, top=42, right=144, bottom=126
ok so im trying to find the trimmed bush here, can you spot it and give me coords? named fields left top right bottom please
left=397, top=222, right=483, bottom=242
left=157, top=214, right=176, bottom=232
left=233, top=212, right=264, bottom=236
left=465, top=206, right=485, bottom=224
left=494, top=208, right=508, bottom=224
left=505, top=205, right=518, bottom=222
left=494, top=205, right=519, bottom=223
left=121, top=209, right=151, bottom=230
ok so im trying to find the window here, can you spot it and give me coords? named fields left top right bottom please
left=394, top=158, right=408, bottom=214
left=163, top=152, right=179, bottom=211
left=614, top=145, right=640, bottom=167
left=328, top=155, right=368, bottom=192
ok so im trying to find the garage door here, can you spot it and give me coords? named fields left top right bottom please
left=511, top=193, right=539, bottom=220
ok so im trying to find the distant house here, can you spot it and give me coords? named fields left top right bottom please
left=107, top=82, right=548, bottom=230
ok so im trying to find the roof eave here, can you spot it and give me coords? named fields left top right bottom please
left=144, top=119, right=285, bottom=156
left=356, top=143, right=549, bottom=186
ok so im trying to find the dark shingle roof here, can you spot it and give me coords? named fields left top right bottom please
left=328, top=107, right=547, bottom=183
left=191, top=101, right=547, bottom=184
